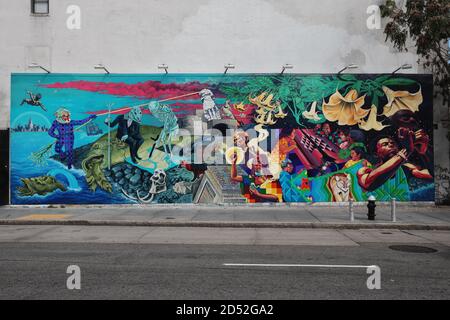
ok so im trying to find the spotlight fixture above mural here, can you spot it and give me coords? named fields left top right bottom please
left=338, top=64, right=359, bottom=74
left=28, top=63, right=50, bottom=73
left=158, top=64, right=169, bottom=74
left=94, top=64, right=110, bottom=74
left=392, top=63, right=413, bottom=75
left=281, top=64, right=294, bottom=74
left=224, top=64, right=235, bottom=74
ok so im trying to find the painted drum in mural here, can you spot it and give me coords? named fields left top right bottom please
left=10, top=73, right=434, bottom=204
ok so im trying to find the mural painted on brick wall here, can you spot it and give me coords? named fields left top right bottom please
left=10, top=73, right=434, bottom=204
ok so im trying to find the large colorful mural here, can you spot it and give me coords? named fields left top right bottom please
left=10, top=73, right=435, bottom=204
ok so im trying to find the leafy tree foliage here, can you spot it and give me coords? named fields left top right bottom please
left=380, top=0, right=449, bottom=106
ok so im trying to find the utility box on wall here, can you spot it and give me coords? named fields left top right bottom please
left=0, top=129, right=10, bottom=205
left=9, top=73, right=435, bottom=205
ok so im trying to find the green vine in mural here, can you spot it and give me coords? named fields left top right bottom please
left=219, top=74, right=418, bottom=126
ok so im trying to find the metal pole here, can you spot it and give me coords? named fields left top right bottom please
left=107, top=104, right=111, bottom=170
left=349, top=199, right=354, bottom=222
left=391, top=197, right=397, bottom=222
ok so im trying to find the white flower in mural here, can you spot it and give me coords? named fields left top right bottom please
left=302, top=101, right=322, bottom=121
left=382, top=86, right=423, bottom=117
left=358, top=105, right=390, bottom=131
left=322, top=89, right=370, bottom=126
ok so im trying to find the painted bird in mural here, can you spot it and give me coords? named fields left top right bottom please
left=20, top=91, right=47, bottom=111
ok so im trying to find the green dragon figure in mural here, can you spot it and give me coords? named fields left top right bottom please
left=17, top=176, right=67, bottom=196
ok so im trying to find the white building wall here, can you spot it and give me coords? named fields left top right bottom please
left=0, top=0, right=448, bottom=201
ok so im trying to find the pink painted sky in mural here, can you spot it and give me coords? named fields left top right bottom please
left=42, top=80, right=252, bottom=120
left=43, top=80, right=208, bottom=100
left=43, top=80, right=214, bottom=117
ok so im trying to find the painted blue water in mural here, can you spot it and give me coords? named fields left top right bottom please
left=11, top=132, right=126, bottom=204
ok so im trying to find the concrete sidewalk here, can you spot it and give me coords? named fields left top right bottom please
left=0, top=204, right=449, bottom=230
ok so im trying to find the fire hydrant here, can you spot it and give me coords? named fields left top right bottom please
left=367, top=195, right=376, bottom=220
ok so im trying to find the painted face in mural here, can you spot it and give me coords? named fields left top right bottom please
left=350, top=149, right=361, bottom=161
left=322, top=123, right=331, bottom=136
left=62, top=113, right=70, bottom=123
left=283, top=162, right=294, bottom=173
left=339, top=131, right=348, bottom=143
left=391, top=110, right=419, bottom=130
left=250, top=156, right=267, bottom=184
left=124, top=107, right=143, bottom=124
left=376, top=138, right=399, bottom=161
left=252, top=161, right=263, bottom=175
left=55, top=108, right=71, bottom=124
left=234, top=132, right=249, bottom=149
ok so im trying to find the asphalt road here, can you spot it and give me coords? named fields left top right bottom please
left=0, top=240, right=449, bottom=299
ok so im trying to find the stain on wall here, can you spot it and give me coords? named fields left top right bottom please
left=435, top=165, right=450, bottom=204
left=10, top=73, right=435, bottom=204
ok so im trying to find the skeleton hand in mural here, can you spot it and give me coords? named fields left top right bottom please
left=199, top=89, right=221, bottom=121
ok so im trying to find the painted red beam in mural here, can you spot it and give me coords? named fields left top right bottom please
left=98, top=91, right=203, bottom=116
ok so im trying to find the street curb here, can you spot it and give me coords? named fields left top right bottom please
left=0, top=219, right=449, bottom=230
left=2, top=201, right=438, bottom=208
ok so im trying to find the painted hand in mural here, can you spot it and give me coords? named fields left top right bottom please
left=397, top=127, right=416, bottom=155
left=413, top=129, right=430, bottom=155
left=200, top=89, right=221, bottom=121
left=230, top=152, right=243, bottom=183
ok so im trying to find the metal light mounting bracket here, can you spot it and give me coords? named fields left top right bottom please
left=28, top=63, right=51, bottom=73
left=94, top=64, right=110, bottom=74
left=158, top=64, right=169, bottom=74
left=280, top=64, right=293, bottom=75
